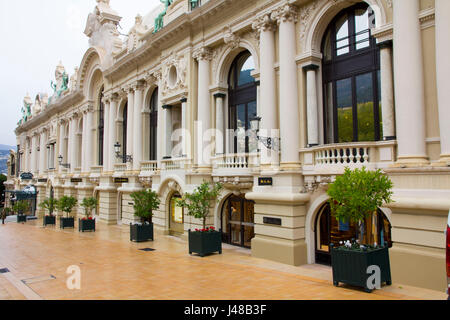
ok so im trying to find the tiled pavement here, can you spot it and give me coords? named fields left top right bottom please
left=0, top=219, right=447, bottom=300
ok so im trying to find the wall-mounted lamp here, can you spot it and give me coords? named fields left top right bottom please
left=58, top=155, right=70, bottom=169
left=114, top=142, right=133, bottom=163
left=250, top=116, right=281, bottom=152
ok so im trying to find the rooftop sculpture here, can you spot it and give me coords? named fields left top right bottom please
left=153, top=0, right=173, bottom=33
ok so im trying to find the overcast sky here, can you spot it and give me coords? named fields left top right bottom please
left=0, top=0, right=160, bottom=146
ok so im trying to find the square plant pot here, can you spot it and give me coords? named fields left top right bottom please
left=17, top=215, right=27, bottom=223
left=79, top=219, right=95, bottom=232
left=130, top=223, right=153, bottom=242
left=188, top=230, right=222, bottom=257
left=60, top=217, right=75, bottom=229
left=331, top=246, right=392, bottom=293
left=43, top=216, right=56, bottom=226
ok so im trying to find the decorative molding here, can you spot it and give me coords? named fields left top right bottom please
left=193, top=47, right=213, bottom=61
left=271, top=3, right=298, bottom=25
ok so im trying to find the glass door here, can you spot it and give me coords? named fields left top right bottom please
left=169, top=194, right=184, bottom=235
left=223, top=195, right=255, bottom=248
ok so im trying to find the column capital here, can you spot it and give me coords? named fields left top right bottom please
left=213, top=93, right=226, bottom=99
left=252, top=13, right=276, bottom=33
left=302, top=64, right=320, bottom=71
left=193, top=47, right=213, bottom=61
left=271, top=4, right=298, bottom=25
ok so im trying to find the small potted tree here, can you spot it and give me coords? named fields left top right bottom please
left=176, top=182, right=223, bottom=257
left=56, top=196, right=77, bottom=229
left=39, top=198, right=57, bottom=226
left=13, top=200, right=29, bottom=223
left=129, top=189, right=160, bottom=242
left=79, top=197, right=98, bottom=232
left=327, top=167, right=394, bottom=293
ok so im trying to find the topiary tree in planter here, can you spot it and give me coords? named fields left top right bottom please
left=56, top=196, right=77, bottom=229
left=79, top=197, right=98, bottom=232
left=39, top=197, right=57, bottom=226
left=129, top=189, right=161, bottom=242
left=176, top=182, right=223, bottom=257
left=326, top=167, right=394, bottom=292
left=13, top=200, right=29, bottom=223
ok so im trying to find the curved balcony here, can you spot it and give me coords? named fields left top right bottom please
left=300, top=141, right=397, bottom=176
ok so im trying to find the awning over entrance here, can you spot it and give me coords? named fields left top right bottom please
left=6, top=185, right=38, bottom=201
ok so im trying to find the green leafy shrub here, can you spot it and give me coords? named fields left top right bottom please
left=56, top=196, right=78, bottom=218
left=39, top=198, right=57, bottom=216
left=80, top=197, right=98, bottom=219
left=176, top=182, right=223, bottom=230
left=130, top=189, right=160, bottom=224
left=12, top=200, right=29, bottom=215
left=327, top=167, right=393, bottom=245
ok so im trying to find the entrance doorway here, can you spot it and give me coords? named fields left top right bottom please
left=169, top=193, right=184, bottom=235
left=221, top=194, right=255, bottom=248
left=314, top=203, right=392, bottom=265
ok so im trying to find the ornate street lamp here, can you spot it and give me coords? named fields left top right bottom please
left=114, top=142, right=133, bottom=163
left=250, top=116, right=281, bottom=152
left=58, top=155, right=70, bottom=169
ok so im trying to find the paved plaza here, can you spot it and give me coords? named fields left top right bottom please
left=0, top=219, right=446, bottom=300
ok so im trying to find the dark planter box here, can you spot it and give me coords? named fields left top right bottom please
left=60, top=217, right=75, bottom=229
left=130, top=223, right=153, bottom=242
left=43, top=216, right=56, bottom=226
left=189, top=230, right=222, bottom=257
left=79, top=219, right=96, bottom=232
left=17, top=215, right=27, bottom=223
left=331, top=246, right=392, bottom=293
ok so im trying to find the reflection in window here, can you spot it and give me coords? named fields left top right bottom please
left=356, top=73, right=375, bottom=141
left=336, top=14, right=350, bottom=56
left=336, top=78, right=353, bottom=143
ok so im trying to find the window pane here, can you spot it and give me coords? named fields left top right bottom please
left=236, top=104, right=246, bottom=153
left=323, top=29, right=332, bottom=61
left=247, top=101, right=258, bottom=153
left=336, top=15, right=349, bottom=56
left=356, top=73, right=375, bottom=141
left=355, top=9, right=370, bottom=50
left=238, top=56, right=255, bottom=86
left=336, top=78, right=353, bottom=143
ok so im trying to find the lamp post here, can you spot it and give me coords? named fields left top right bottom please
left=250, top=116, right=281, bottom=152
left=58, top=155, right=70, bottom=169
left=114, top=142, right=133, bottom=163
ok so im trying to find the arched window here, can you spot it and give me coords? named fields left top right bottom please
left=322, top=3, right=381, bottom=144
left=149, top=88, right=158, bottom=161
left=228, top=51, right=257, bottom=154
left=98, top=87, right=104, bottom=166
left=122, top=103, right=128, bottom=164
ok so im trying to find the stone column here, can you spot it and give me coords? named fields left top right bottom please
left=272, top=5, right=300, bottom=168
left=58, top=121, right=65, bottom=172
left=163, top=105, right=173, bottom=158
left=85, top=107, right=94, bottom=171
left=393, top=0, right=428, bottom=165
left=378, top=41, right=396, bottom=140
left=39, top=131, right=46, bottom=174
left=31, top=134, right=38, bottom=175
left=253, top=14, right=279, bottom=167
left=108, top=95, right=118, bottom=172
left=435, top=0, right=450, bottom=163
left=303, top=64, right=320, bottom=147
left=193, top=47, right=213, bottom=168
left=181, top=97, right=188, bottom=157
left=127, top=86, right=135, bottom=169
left=81, top=113, right=87, bottom=172
left=214, top=93, right=225, bottom=155
left=133, top=83, right=144, bottom=171
left=102, top=96, right=111, bottom=170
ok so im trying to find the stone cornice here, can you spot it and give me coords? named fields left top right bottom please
left=15, top=90, right=84, bottom=135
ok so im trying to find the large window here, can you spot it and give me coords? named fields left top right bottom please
left=228, top=51, right=257, bottom=154
left=122, top=103, right=128, bottom=164
left=322, top=3, right=382, bottom=144
left=149, top=88, right=158, bottom=161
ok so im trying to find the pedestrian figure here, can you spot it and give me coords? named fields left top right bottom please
left=1, top=208, right=6, bottom=225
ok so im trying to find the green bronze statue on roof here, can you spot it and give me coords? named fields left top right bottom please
left=153, top=0, right=174, bottom=33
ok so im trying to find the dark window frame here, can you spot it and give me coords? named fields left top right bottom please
left=321, top=3, right=381, bottom=144
left=98, top=88, right=105, bottom=166
left=149, top=88, right=158, bottom=161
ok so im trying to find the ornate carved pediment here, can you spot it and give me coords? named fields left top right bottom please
left=303, top=175, right=334, bottom=193
left=161, top=52, right=187, bottom=97
left=213, top=176, right=253, bottom=192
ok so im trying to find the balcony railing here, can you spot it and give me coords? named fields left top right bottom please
left=300, top=141, right=397, bottom=174
left=114, top=163, right=127, bottom=172
left=161, top=158, right=190, bottom=171
left=140, top=161, right=158, bottom=173
left=90, top=166, right=103, bottom=174
left=212, top=153, right=259, bottom=175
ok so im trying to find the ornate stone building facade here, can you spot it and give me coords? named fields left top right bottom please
left=8, top=0, right=450, bottom=291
